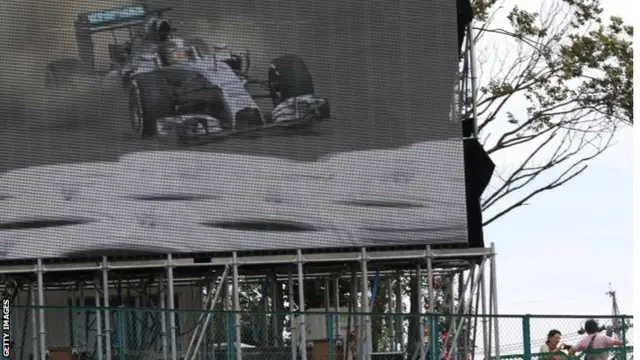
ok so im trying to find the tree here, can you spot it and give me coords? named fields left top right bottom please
left=408, top=0, right=633, bottom=355
left=472, top=0, right=633, bottom=226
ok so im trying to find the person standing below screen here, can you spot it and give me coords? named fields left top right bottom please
left=569, top=319, right=625, bottom=360
left=539, top=330, right=566, bottom=360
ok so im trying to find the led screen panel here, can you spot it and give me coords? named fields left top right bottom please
left=0, top=0, right=467, bottom=260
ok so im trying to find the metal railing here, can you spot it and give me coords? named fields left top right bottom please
left=6, top=306, right=633, bottom=360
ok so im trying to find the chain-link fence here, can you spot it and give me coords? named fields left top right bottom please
left=7, top=306, right=633, bottom=360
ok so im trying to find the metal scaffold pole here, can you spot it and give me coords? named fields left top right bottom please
left=425, top=245, right=435, bottom=360
left=386, top=276, right=394, bottom=351
left=185, top=265, right=230, bottom=360
left=426, top=246, right=435, bottom=313
left=166, top=254, right=178, bottom=360
left=288, top=272, right=297, bottom=360
left=360, top=248, right=372, bottom=360
left=232, top=252, right=243, bottom=360
left=297, top=250, right=308, bottom=360
left=29, top=282, right=38, bottom=360
left=95, top=284, right=103, bottom=360
left=490, top=243, right=500, bottom=359
left=417, top=261, right=425, bottom=360
left=271, top=272, right=279, bottom=347
left=325, top=277, right=331, bottom=339
left=334, top=276, right=341, bottom=339
left=450, top=260, right=485, bottom=357
left=102, top=257, right=112, bottom=360
left=480, top=266, right=490, bottom=360
left=159, top=275, right=169, bottom=360
left=79, top=283, right=87, bottom=350
left=395, top=271, right=403, bottom=354
left=36, top=259, right=46, bottom=360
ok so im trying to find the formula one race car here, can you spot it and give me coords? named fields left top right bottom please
left=45, top=4, right=330, bottom=143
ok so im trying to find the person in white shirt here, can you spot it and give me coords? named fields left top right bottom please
left=539, top=329, right=568, bottom=360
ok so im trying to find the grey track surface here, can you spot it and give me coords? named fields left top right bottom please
left=0, top=0, right=462, bottom=173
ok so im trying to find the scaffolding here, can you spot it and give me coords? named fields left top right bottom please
left=0, top=242, right=500, bottom=360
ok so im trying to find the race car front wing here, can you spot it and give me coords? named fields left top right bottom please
left=156, top=94, right=330, bottom=145
left=272, top=94, right=330, bottom=124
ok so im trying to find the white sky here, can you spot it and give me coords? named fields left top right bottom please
left=473, top=0, right=636, bottom=353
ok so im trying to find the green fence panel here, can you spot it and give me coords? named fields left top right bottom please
left=6, top=306, right=633, bottom=360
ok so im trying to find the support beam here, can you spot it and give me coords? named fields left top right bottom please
left=271, top=272, right=279, bottom=347
left=395, top=271, right=403, bottom=354
left=185, top=272, right=220, bottom=359
left=480, top=269, right=489, bottom=360
left=417, top=262, right=425, bottom=360
left=159, top=275, right=169, bottom=360
left=347, top=266, right=357, bottom=360
left=360, top=248, right=372, bottom=360
left=95, top=286, right=103, bottom=360
left=166, top=255, right=178, bottom=360
left=0, top=248, right=492, bottom=276
left=288, top=272, right=297, bottom=360
left=425, top=246, right=435, bottom=360
left=186, top=266, right=230, bottom=360
left=490, top=243, right=500, bottom=359
left=36, top=259, right=46, bottom=360
left=297, top=250, right=308, bottom=360
left=386, top=277, right=394, bottom=351
left=333, top=276, right=341, bottom=339
left=29, top=283, right=38, bottom=360
left=325, top=277, right=331, bottom=339
left=443, top=268, right=475, bottom=355
left=71, top=286, right=77, bottom=349
left=450, top=260, right=485, bottom=359
left=449, top=274, right=456, bottom=340
left=101, top=257, right=112, bottom=360
left=426, top=246, right=435, bottom=312
left=232, top=252, right=242, bottom=360
left=263, top=276, right=269, bottom=347
left=79, top=283, right=86, bottom=350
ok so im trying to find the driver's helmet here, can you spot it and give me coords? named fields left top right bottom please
left=145, top=17, right=172, bottom=42
left=145, top=16, right=160, bottom=36
left=159, top=38, right=189, bottom=65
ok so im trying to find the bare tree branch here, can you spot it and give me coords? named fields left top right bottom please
left=482, top=164, right=587, bottom=226
left=462, top=0, right=631, bottom=227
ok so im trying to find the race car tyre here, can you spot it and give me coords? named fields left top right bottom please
left=45, top=59, right=82, bottom=89
left=268, top=54, right=315, bottom=106
left=129, top=72, right=174, bottom=137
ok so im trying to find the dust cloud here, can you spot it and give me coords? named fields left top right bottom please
left=0, top=0, right=135, bottom=130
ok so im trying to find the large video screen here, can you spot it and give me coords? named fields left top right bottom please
left=0, top=0, right=467, bottom=260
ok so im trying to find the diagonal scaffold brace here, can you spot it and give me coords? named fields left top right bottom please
left=183, top=264, right=231, bottom=360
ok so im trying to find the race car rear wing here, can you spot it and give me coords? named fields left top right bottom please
left=77, top=4, right=148, bottom=33
left=74, top=4, right=171, bottom=71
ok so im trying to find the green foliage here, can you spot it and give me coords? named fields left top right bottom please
left=472, top=0, right=632, bottom=225
left=561, top=17, right=634, bottom=121
left=474, top=0, right=632, bottom=129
